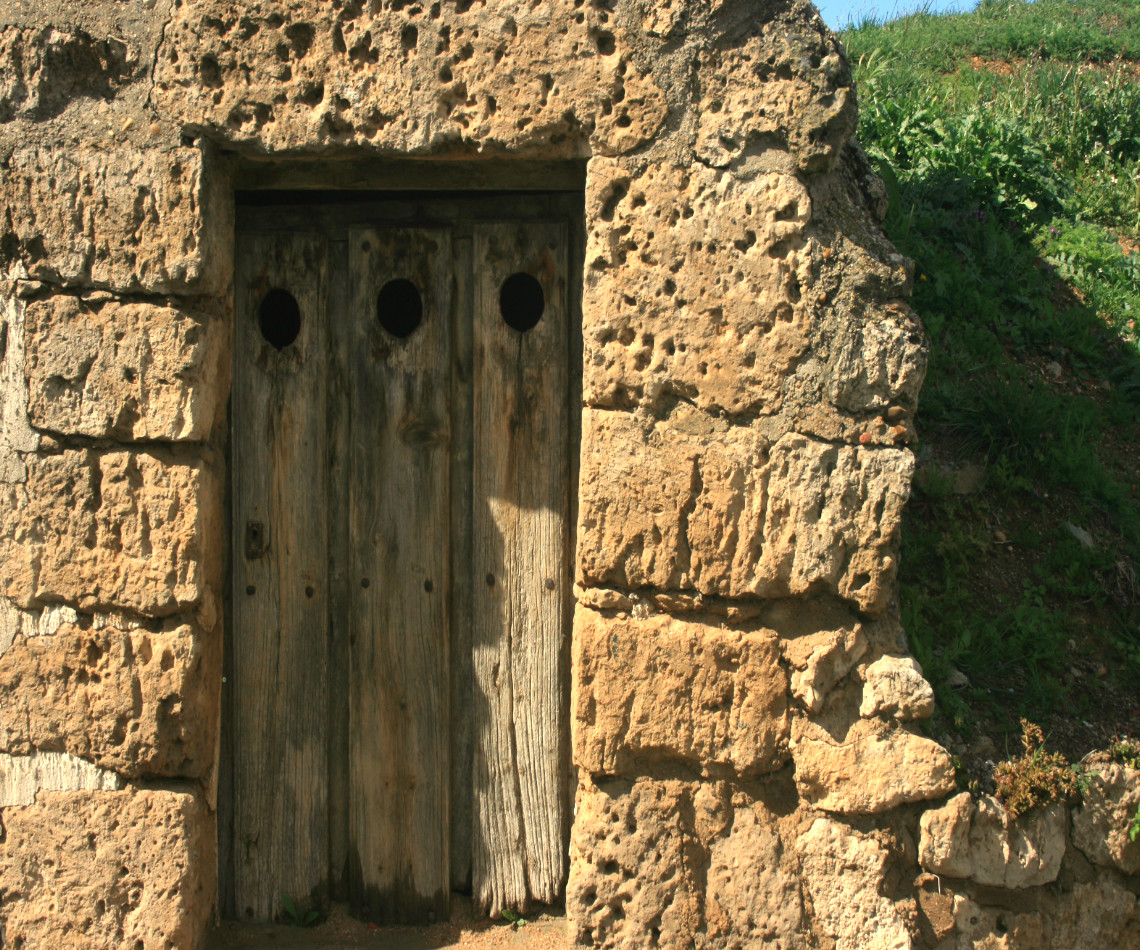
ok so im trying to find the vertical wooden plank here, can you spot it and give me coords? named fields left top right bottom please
left=472, top=222, right=571, bottom=914
left=450, top=233, right=475, bottom=893
left=347, top=227, right=451, bottom=923
left=326, top=239, right=352, bottom=899
left=231, top=233, right=330, bottom=921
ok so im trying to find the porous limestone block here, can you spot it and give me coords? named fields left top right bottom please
left=572, top=606, right=789, bottom=777
left=797, top=817, right=913, bottom=950
left=0, top=26, right=141, bottom=122
left=583, top=159, right=814, bottom=416
left=576, top=409, right=912, bottom=615
left=568, top=776, right=805, bottom=950
left=918, top=792, right=1067, bottom=888
left=0, top=146, right=227, bottom=293
left=25, top=296, right=226, bottom=442
left=152, top=1, right=666, bottom=155
left=695, top=20, right=856, bottom=174
left=0, top=784, right=215, bottom=950
left=0, top=622, right=219, bottom=778
left=793, top=718, right=956, bottom=814
left=0, top=448, right=222, bottom=616
left=859, top=654, right=936, bottom=721
left=705, top=799, right=805, bottom=950
left=568, top=776, right=705, bottom=950
left=1071, top=755, right=1140, bottom=875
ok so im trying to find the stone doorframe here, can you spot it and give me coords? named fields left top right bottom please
left=0, top=3, right=952, bottom=947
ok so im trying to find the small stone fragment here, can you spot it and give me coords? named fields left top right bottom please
left=859, top=655, right=935, bottom=720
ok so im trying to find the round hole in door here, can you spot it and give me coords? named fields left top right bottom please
left=258, top=288, right=301, bottom=350
left=377, top=278, right=424, bottom=338
left=499, top=272, right=545, bottom=332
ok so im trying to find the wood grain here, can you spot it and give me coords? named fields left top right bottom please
left=347, top=227, right=452, bottom=922
left=471, top=222, right=570, bottom=915
left=230, top=232, right=331, bottom=920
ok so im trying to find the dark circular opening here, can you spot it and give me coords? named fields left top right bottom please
left=499, top=272, right=545, bottom=332
left=377, top=278, right=424, bottom=338
left=258, top=288, right=301, bottom=350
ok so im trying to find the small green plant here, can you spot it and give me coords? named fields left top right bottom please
left=501, top=908, right=528, bottom=928
left=280, top=894, right=320, bottom=928
left=1109, top=736, right=1140, bottom=769
left=993, top=720, right=1079, bottom=819
left=1130, top=802, right=1140, bottom=843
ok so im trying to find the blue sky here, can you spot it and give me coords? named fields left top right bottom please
left=813, top=0, right=975, bottom=30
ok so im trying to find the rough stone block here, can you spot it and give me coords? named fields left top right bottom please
left=572, top=606, right=789, bottom=777
left=695, top=24, right=856, bottom=173
left=0, top=750, right=123, bottom=806
left=0, top=146, right=227, bottom=293
left=797, top=817, right=913, bottom=950
left=783, top=620, right=868, bottom=713
left=705, top=800, right=805, bottom=949
left=568, top=776, right=706, bottom=950
left=577, top=409, right=912, bottom=615
left=859, top=655, right=935, bottom=721
left=152, top=2, right=666, bottom=155
left=0, top=622, right=219, bottom=778
left=0, top=26, right=141, bottom=122
left=0, top=784, right=215, bottom=950
left=25, top=296, right=226, bottom=442
left=1071, top=755, right=1140, bottom=875
left=793, top=718, right=956, bottom=814
left=826, top=302, right=927, bottom=414
left=918, top=792, right=1067, bottom=888
left=583, top=160, right=814, bottom=416
left=0, top=448, right=221, bottom=616
left=1, top=294, right=41, bottom=484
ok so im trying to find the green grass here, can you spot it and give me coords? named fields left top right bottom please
left=840, top=0, right=1140, bottom=740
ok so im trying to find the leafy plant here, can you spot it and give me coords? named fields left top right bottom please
left=993, top=720, right=1079, bottom=819
left=501, top=908, right=527, bottom=928
left=280, top=894, right=320, bottom=928
left=1130, top=802, right=1140, bottom=842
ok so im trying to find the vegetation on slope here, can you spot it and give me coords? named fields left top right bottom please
left=839, top=0, right=1140, bottom=779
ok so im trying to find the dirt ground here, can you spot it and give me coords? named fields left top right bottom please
left=205, top=898, right=572, bottom=950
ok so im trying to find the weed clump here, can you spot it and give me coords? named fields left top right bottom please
left=993, top=720, right=1079, bottom=819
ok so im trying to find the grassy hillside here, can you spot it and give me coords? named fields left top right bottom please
left=839, top=0, right=1140, bottom=778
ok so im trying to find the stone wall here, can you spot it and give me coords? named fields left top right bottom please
left=0, top=0, right=1136, bottom=948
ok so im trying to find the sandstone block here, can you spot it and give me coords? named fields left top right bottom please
left=793, top=719, right=956, bottom=814
left=1071, top=755, right=1140, bottom=875
left=0, top=622, right=219, bottom=778
left=1047, top=878, right=1138, bottom=950
left=573, top=606, right=789, bottom=777
left=0, top=448, right=221, bottom=615
left=24, top=296, right=226, bottom=442
left=0, top=784, right=215, bottom=950
left=577, top=411, right=911, bottom=615
left=918, top=792, right=1067, bottom=888
left=583, top=160, right=813, bottom=416
left=0, top=147, right=226, bottom=293
left=797, top=817, right=913, bottom=950
left=152, top=2, right=665, bottom=155
left=568, top=776, right=705, bottom=950
left=859, top=655, right=935, bottom=721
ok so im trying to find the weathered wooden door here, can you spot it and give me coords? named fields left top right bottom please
left=226, top=196, right=578, bottom=924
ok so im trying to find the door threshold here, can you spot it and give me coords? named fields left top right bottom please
left=205, top=898, right=569, bottom=950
